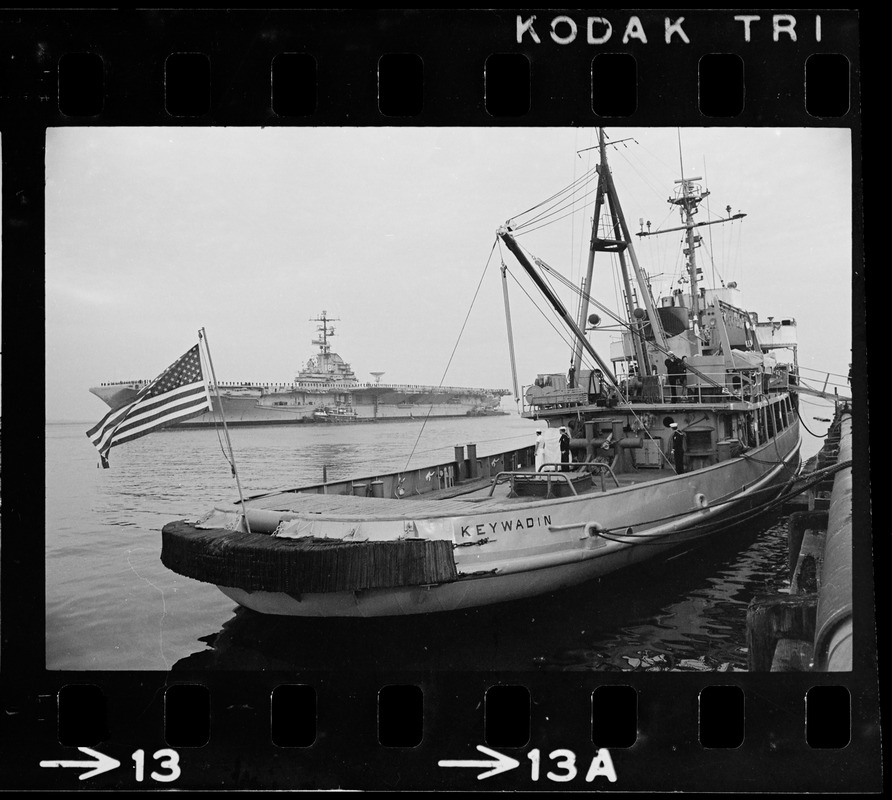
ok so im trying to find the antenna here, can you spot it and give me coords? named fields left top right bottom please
left=310, top=309, right=340, bottom=355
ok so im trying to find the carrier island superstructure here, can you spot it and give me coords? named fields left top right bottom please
left=90, top=312, right=509, bottom=426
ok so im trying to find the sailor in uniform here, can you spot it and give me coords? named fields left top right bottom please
left=559, top=426, right=571, bottom=472
left=669, top=422, right=686, bottom=474
left=534, top=429, right=547, bottom=472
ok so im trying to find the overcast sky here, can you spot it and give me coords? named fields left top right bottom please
left=45, top=126, right=853, bottom=422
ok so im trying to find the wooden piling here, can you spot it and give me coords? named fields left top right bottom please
left=746, top=594, right=817, bottom=672
left=787, top=511, right=828, bottom=575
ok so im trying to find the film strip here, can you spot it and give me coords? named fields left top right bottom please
left=2, top=8, right=876, bottom=792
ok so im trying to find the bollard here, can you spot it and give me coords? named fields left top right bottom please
left=454, top=445, right=465, bottom=482
left=584, top=420, right=596, bottom=441
left=583, top=420, right=597, bottom=462
left=467, top=443, right=478, bottom=479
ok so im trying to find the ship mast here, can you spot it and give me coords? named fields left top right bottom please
left=637, top=137, right=747, bottom=349
left=676, top=137, right=702, bottom=328
left=310, top=310, right=338, bottom=370
left=573, top=129, right=667, bottom=377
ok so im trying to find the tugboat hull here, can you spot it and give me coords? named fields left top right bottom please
left=162, top=431, right=800, bottom=617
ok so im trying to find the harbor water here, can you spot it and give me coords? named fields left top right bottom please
left=45, top=407, right=835, bottom=673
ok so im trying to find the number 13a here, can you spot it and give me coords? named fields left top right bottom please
left=527, top=748, right=617, bottom=783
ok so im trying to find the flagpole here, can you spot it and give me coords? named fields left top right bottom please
left=199, top=328, right=253, bottom=535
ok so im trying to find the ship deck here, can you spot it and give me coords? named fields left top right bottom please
left=243, top=466, right=679, bottom=520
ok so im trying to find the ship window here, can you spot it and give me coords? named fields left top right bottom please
left=722, top=415, right=733, bottom=439
left=744, top=412, right=756, bottom=446
left=686, top=430, right=713, bottom=452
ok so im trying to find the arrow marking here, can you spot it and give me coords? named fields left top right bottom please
left=40, top=747, right=121, bottom=780
left=439, top=745, right=520, bottom=780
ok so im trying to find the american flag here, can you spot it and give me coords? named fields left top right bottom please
left=87, top=344, right=211, bottom=468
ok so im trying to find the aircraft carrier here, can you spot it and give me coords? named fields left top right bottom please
left=89, top=312, right=509, bottom=426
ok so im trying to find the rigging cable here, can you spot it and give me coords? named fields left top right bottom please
left=702, top=157, right=720, bottom=291
left=503, top=245, right=680, bottom=470
left=401, top=240, right=498, bottom=473
left=501, top=260, right=580, bottom=361
left=500, top=242, right=622, bottom=385
left=512, top=185, right=602, bottom=237
left=207, top=392, right=236, bottom=476
left=611, top=149, right=668, bottom=208
left=499, top=255, right=611, bottom=395
left=516, top=169, right=601, bottom=230
left=592, top=458, right=851, bottom=546
left=796, top=400, right=837, bottom=439
left=524, top=247, right=740, bottom=399
left=771, top=414, right=803, bottom=482
left=591, top=458, right=797, bottom=539
left=510, top=166, right=600, bottom=227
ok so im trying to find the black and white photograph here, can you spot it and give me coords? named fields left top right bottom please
left=44, top=125, right=854, bottom=675
left=0, top=7, right=876, bottom=794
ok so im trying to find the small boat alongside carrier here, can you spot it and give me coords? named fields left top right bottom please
left=162, top=130, right=822, bottom=618
left=312, top=404, right=367, bottom=423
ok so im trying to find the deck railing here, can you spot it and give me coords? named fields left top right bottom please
left=522, top=367, right=794, bottom=413
left=98, top=378, right=508, bottom=395
left=488, top=460, right=621, bottom=497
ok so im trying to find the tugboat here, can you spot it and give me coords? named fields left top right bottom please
left=311, top=404, right=365, bottom=423
left=162, top=130, right=810, bottom=617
